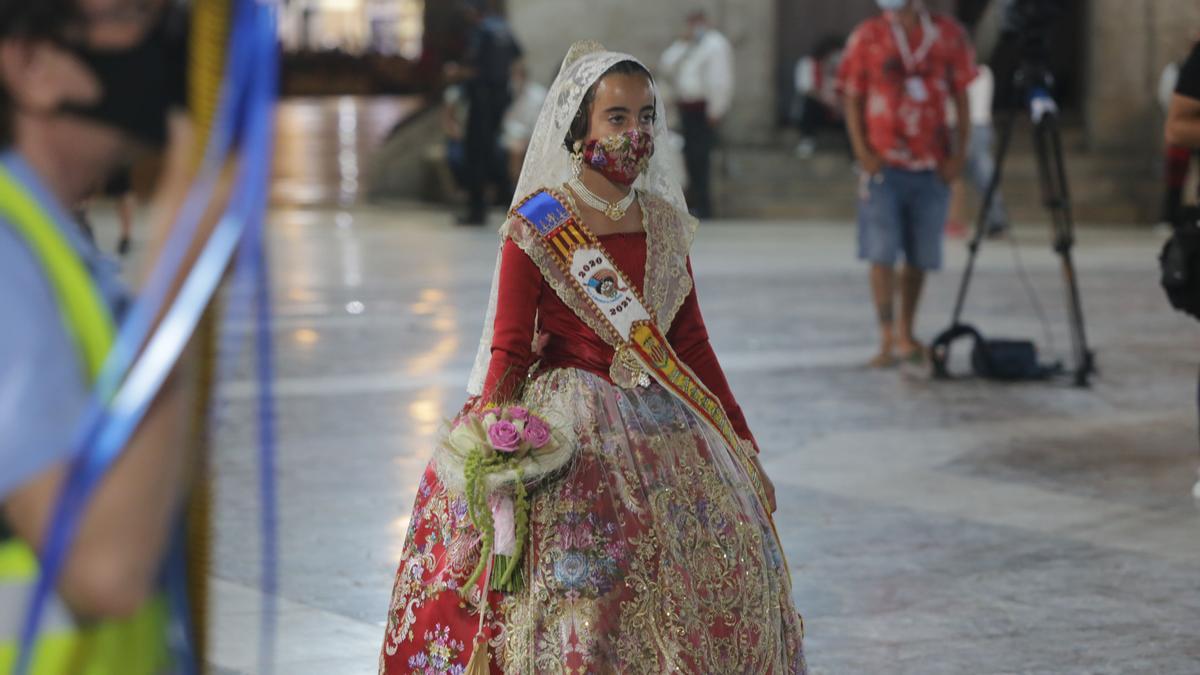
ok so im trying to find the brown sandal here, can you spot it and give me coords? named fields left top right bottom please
left=896, top=344, right=928, bottom=366
left=865, top=352, right=897, bottom=369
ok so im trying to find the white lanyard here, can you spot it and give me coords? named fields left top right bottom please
left=888, top=11, right=937, bottom=74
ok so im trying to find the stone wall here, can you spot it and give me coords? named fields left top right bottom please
left=506, top=0, right=776, bottom=144
left=1086, top=0, right=1200, bottom=151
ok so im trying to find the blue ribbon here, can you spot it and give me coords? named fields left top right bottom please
left=228, top=12, right=280, bottom=673
left=15, top=2, right=280, bottom=673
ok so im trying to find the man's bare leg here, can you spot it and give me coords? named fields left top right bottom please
left=869, top=263, right=897, bottom=367
left=897, top=264, right=926, bottom=359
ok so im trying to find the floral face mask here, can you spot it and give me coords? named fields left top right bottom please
left=580, top=129, right=655, bottom=186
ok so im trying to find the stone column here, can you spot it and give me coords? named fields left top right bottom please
left=1149, top=0, right=1200, bottom=101
left=1085, top=0, right=1152, bottom=151
left=1085, top=0, right=1200, bottom=151
left=712, top=0, right=775, bottom=144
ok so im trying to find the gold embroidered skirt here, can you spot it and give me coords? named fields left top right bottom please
left=379, top=368, right=806, bottom=674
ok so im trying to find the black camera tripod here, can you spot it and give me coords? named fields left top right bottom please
left=932, top=62, right=1096, bottom=387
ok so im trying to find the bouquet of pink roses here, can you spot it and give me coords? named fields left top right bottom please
left=434, top=404, right=571, bottom=593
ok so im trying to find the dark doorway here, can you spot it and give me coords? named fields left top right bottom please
left=965, top=0, right=1087, bottom=110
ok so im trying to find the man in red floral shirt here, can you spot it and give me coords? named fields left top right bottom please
left=838, top=0, right=976, bottom=367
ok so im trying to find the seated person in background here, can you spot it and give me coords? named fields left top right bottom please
left=792, top=35, right=845, bottom=158
left=500, top=60, right=547, bottom=185
left=442, top=83, right=469, bottom=191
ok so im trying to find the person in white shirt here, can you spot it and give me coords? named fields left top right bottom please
left=946, top=64, right=1009, bottom=237
left=660, top=9, right=734, bottom=219
left=501, top=60, right=549, bottom=185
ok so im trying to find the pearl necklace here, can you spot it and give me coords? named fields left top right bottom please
left=568, top=178, right=636, bottom=221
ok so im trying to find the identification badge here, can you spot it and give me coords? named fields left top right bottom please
left=905, top=76, right=929, bottom=102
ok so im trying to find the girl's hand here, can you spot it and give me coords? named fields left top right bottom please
left=532, top=331, right=550, bottom=358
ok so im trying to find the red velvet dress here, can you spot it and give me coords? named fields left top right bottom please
left=380, top=226, right=805, bottom=674
left=482, top=233, right=756, bottom=446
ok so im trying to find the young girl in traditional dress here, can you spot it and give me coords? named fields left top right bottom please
left=379, top=42, right=807, bottom=674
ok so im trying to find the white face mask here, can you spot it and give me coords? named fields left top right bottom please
left=876, top=0, right=909, bottom=10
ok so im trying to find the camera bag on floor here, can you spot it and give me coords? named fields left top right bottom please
left=930, top=323, right=1054, bottom=381
left=1159, top=207, right=1200, bottom=321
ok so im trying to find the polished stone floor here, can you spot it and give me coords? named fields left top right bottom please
left=145, top=203, right=1200, bottom=674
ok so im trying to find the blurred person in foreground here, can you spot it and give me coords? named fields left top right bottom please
left=838, top=0, right=976, bottom=368
left=660, top=8, right=733, bottom=220
left=1164, top=36, right=1200, bottom=500
left=0, top=0, right=198, bottom=671
left=105, top=164, right=136, bottom=256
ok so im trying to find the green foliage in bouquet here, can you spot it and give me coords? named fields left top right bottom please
left=438, top=403, right=571, bottom=597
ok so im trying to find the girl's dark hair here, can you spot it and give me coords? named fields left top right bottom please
left=563, top=60, right=653, bottom=152
left=0, top=0, right=81, bottom=146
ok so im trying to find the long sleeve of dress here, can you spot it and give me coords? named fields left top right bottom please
left=481, top=239, right=542, bottom=404
left=667, top=259, right=759, bottom=453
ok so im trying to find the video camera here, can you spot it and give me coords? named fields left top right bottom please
left=993, top=0, right=1067, bottom=110
left=1001, top=0, right=1066, bottom=64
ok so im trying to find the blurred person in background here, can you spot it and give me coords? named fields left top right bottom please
left=441, top=82, right=469, bottom=192
left=447, top=0, right=522, bottom=226
left=792, top=35, right=845, bottom=159
left=660, top=8, right=733, bottom=219
left=0, top=0, right=198, bottom=671
left=500, top=59, right=547, bottom=187
left=1161, top=39, right=1199, bottom=228
left=838, top=0, right=976, bottom=368
left=944, top=63, right=1009, bottom=239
